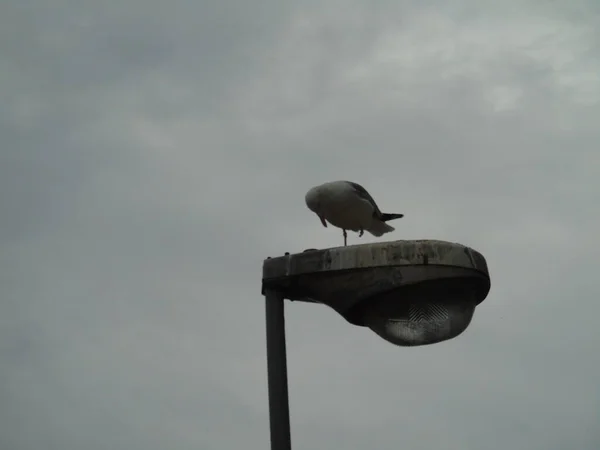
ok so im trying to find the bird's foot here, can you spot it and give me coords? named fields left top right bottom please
left=358, top=229, right=364, bottom=237
left=343, top=229, right=347, bottom=246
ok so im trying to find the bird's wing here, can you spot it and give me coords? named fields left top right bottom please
left=345, top=181, right=383, bottom=217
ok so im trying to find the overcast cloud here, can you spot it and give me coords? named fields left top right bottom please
left=2, top=0, right=600, bottom=449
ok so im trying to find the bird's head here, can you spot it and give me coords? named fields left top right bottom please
left=305, top=186, right=328, bottom=228
left=305, top=186, right=322, bottom=214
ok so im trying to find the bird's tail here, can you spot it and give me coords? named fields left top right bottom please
left=366, top=220, right=395, bottom=237
left=380, top=213, right=404, bottom=222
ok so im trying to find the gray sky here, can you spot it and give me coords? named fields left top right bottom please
left=2, top=0, right=600, bottom=449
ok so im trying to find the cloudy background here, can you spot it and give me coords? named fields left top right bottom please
left=2, top=0, right=600, bottom=449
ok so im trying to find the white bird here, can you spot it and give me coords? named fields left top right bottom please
left=305, top=180, right=404, bottom=246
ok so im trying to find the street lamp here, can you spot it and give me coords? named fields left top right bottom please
left=261, top=240, right=491, bottom=450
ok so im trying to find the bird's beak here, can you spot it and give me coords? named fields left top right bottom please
left=319, top=215, right=327, bottom=227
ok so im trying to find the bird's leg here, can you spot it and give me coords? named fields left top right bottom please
left=343, top=229, right=347, bottom=246
left=358, top=228, right=364, bottom=237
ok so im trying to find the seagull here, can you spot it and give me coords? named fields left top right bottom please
left=305, top=180, right=404, bottom=246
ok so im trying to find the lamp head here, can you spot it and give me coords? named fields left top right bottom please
left=262, top=240, right=491, bottom=347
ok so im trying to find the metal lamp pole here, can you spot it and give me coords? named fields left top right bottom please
left=265, top=289, right=292, bottom=450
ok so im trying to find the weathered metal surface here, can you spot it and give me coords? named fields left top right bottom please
left=261, top=240, right=491, bottom=328
left=262, top=240, right=488, bottom=280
